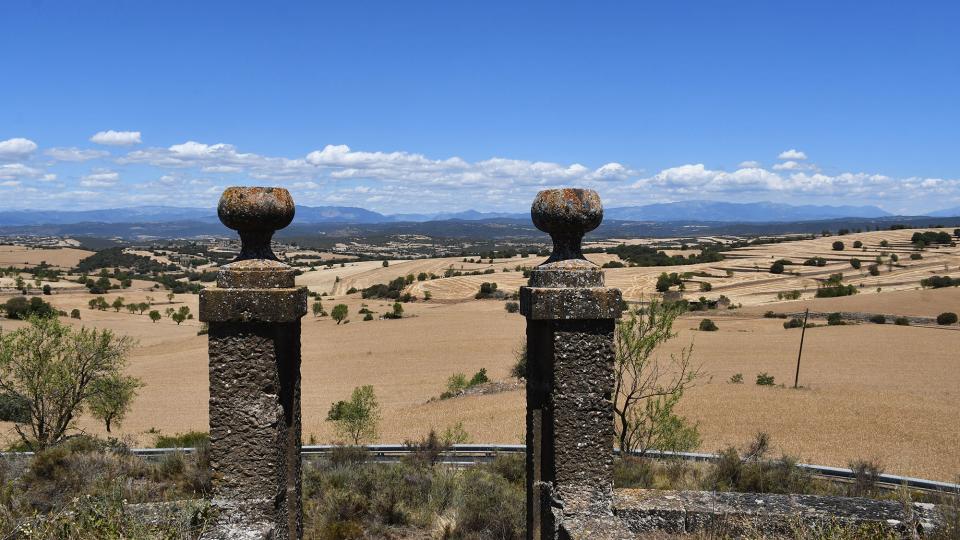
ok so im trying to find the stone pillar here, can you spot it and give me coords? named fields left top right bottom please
left=520, top=189, right=625, bottom=539
left=199, top=187, right=307, bottom=540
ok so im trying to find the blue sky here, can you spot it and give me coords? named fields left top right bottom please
left=1, top=1, right=958, bottom=214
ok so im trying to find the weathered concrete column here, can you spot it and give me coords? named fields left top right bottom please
left=199, top=187, right=308, bottom=539
left=520, top=189, right=625, bottom=539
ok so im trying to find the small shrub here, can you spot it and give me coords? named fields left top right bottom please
left=698, top=318, right=718, bottom=331
left=769, top=261, right=785, bottom=274
left=826, top=312, right=845, bottom=326
left=849, top=258, right=861, bottom=269
left=154, top=431, right=210, bottom=449
left=894, top=317, right=910, bottom=326
left=729, top=373, right=743, bottom=384
left=70, top=308, right=81, bottom=319
left=848, top=458, right=884, bottom=497
left=511, top=344, right=526, bottom=379
left=853, top=240, right=863, bottom=248
left=869, top=314, right=886, bottom=324
left=446, top=373, right=467, bottom=395
left=455, top=468, right=525, bottom=539
left=504, top=301, right=519, bottom=313
left=921, top=275, right=960, bottom=288
left=816, top=284, right=857, bottom=298
left=783, top=318, right=804, bottom=329
left=613, top=457, right=654, bottom=489
left=936, top=312, right=958, bottom=325
left=468, top=368, right=489, bottom=387
left=756, top=372, right=775, bottom=386
left=910, top=252, right=923, bottom=260
left=363, top=312, right=373, bottom=321
left=832, top=241, right=844, bottom=251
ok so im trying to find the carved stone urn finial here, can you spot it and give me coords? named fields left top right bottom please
left=531, top=188, right=603, bottom=265
left=218, top=186, right=295, bottom=261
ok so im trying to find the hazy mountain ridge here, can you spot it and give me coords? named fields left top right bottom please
left=927, top=205, right=960, bottom=218
left=0, top=200, right=918, bottom=227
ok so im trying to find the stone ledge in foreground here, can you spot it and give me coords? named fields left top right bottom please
left=613, top=489, right=942, bottom=538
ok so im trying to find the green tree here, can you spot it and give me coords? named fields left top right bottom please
left=326, top=385, right=380, bottom=444
left=0, top=317, right=135, bottom=449
left=655, top=272, right=672, bottom=292
left=5, top=297, right=56, bottom=320
left=331, top=303, right=349, bottom=324
left=137, top=302, right=149, bottom=314
left=172, top=311, right=186, bottom=325
left=392, top=302, right=403, bottom=318
left=112, top=297, right=125, bottom=312
left=312, top=300, right=323, bottom=317
left=70, top=309, right=81, bottom=319
left=88, top=373, right=143, bottom=433
left=149, top=310, right=161, bottom=323
left=936, top=312, right=958, bottom=325
left=832, top=241, right=845, bottom=251
left=614, top=299, right=701, bottom=456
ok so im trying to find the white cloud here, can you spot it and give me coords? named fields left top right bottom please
left=778, top=149, right=807, bottom=160
left=9, top=135, right=953, bottom=214
left=0, top=138, right=38, bottom=159
left=772, top=160, right=801, bottom=170
left=45, top=147, right=110, bottom=162
left=80, top=170, right=120, bottom=187
left=90, top=130, right=142, bottom=146
left=122, top=141, right=634, bottom=190
left=0, top=163, right=45, bottom=180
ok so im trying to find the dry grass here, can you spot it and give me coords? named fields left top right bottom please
left=0, top=232, right=958, bottom=483
left=0, top=245, right=93, bottom=269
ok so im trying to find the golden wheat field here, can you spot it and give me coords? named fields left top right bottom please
left=0, top=245, right=93, bottom=269
left=0, top=230, right=958, bottom=482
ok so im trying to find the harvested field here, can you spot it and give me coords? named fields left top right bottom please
left=0, top=246, right=93, bottom=269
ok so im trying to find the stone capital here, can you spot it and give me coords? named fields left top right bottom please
left=200, top=287, right=308, bottom=323
left=520, top=286, right=623, bottom=320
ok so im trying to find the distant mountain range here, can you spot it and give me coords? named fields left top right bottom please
left=927, top=205, right=960, bottom=218
left=0, top=200, right=957, bottom=228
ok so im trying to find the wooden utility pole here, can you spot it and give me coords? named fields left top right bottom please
left=794, top=308, right=809, bottom=389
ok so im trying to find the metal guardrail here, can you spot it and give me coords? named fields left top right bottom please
left=5, top=444, right=957, bottom=494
